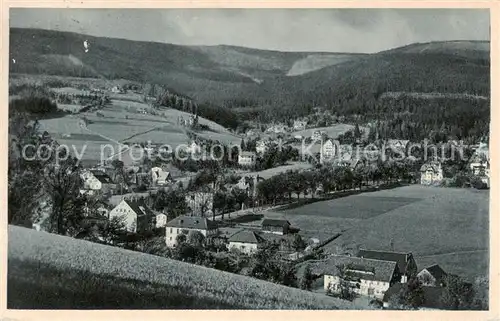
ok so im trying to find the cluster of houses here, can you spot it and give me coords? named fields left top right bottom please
left=165, top=215, right=295, bottom=254
left=314, top=249, right=457, bottom=309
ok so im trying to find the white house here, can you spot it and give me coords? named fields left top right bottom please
left=150, top=167, right=172, bottom=186
left=322, top=255, right=399, bottom=300
left=321, top=139, right=336, bottom=163
left=420, top=161, right=443, bottom=185
left=238, top=151, right=257, bottom=167
left=228, top=229, right=266, bottom=254
left=108, top=199, right=155, bottom=233
left=80, top=170, right=116, bottom=194
left=155, top=213, right=168, bottom=228
left=165, top=215, right=218, bottom=247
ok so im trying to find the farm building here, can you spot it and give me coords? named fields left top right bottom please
left=417, top=264, right=447, bottom=287
left=419, top=161, right=443, bottom=186
left=238, top=151, right=257, bottom=167
left=165, top=215, right=218, bottom=247
left=357, top=249, right=417, bottom=283
left=108, top=199, right=156, bottom=233
left=228, top=229, right=266, bottom=254
left=261, top=218, right=291, bottom=235
left=322, top=255, right=400, bottom=300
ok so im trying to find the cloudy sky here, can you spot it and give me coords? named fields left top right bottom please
left=10, top=8, right=490, bottom=53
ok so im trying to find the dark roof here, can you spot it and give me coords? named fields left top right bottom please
left=383, top=283, right=447, bottom=309
left=123, top=200, right=155, bottom=217
left=261, top=219, right=291, bottom=227
left=228, top=229, right=266, bottom=244
left=420, top=264, right=447, bottom=284
left=313, top=255, right=397, bottom=283
left=166, top=215, right=217, bottom=230
left=90, top=170, right=114, bottom=184
left=358, top=249, right=412, bottom=275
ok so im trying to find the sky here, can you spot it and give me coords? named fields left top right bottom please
left=10, top=8, right=490, bottom=53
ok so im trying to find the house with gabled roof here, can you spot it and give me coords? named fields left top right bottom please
left=358, top=249, right=418, bottom=283
left=261, top=218, right=291, bottom=235
left=108, top=199, right=155, bottom=233
left=165, top=215, right=218, bottom=247
left=318, top=255, right=400, bottom=300
left=228, top=229, right=266, bottom=254
left=417, top=264, right=448, bottom=287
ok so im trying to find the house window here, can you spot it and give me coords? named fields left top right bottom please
left=169, top=237, right=172, bottom=241
left=368, top=288, right=374, bottom=295
left=170, top=228, right=173, bottom=233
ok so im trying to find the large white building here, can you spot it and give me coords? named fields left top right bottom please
left=165, top=215, right=218, bottom=247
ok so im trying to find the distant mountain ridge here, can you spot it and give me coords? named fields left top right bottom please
left=10, top=28, right=490, bottom=118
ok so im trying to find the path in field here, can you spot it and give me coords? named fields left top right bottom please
left=418, top=249, right=488, bottom=258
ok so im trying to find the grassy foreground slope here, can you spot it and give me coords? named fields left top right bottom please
left=7, top=226, right=359, bottom=309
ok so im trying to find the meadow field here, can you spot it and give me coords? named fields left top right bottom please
left=282, top=185, right=489, bottom=281
left=33, top=84, right=241, bottom=162
left=8, top=226, right=360, bottom=309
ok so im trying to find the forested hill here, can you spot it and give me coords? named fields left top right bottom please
left=10, top=28, right=490, bottom=142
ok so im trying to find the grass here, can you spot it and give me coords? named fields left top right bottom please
left=8, top=226, right=362, bottom=309
left=284, top=185, right=489, bottom=281
left=239, top=162, right=314, bottom=180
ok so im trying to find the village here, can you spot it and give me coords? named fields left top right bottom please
left=19, top=82, right=489, bottom=310
left=7, top=11, right=492, bottom=310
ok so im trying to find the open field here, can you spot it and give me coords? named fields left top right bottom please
left=237, top=162, right=313, bottom=180
left=283, top=185, right=489, bottom=281
left=32, top=87, right=241, bottom=162
left=8, top=226, right=360, bottom=309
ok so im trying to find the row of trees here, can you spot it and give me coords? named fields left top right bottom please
left=255, top=160, right=420, bottom=206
